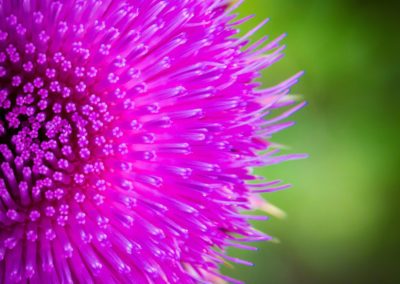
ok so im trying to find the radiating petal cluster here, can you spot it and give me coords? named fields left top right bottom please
left=0, top=0, right=305, bottom=283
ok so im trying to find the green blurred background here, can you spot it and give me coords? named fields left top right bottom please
left=221, top=1, right=399, bottom=283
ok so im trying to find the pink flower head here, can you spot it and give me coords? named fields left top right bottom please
left=0, top=0, right=305, bottom=283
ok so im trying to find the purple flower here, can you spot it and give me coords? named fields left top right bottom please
left=0, top=0, right=305, bottom=283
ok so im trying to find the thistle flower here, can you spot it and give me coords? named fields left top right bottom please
left=0, top=0, right=305, bottom=283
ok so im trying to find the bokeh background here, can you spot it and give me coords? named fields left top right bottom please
left=221, top=1, right=399, bottom=283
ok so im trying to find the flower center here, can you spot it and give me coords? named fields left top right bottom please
left=0, top=13, right=113, bottom=229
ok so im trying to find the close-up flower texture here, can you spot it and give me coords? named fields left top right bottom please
left=0, top=0, right=305, bottom=283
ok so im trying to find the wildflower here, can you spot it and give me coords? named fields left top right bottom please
left=0, top=0, right=305, bottom=283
